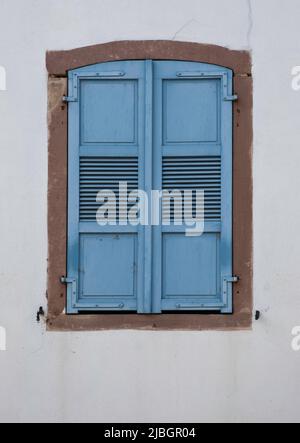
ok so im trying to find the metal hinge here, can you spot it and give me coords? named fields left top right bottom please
left=60, top=276, right=77, bottom=299
left=222, top=275, right=240, bottom=303
left=63, top=70, right=126, bottom=104
left=224, top=94, right=238, bottom=102
left=176, top=71, right=238, bottom=102
left=62, top=95, right=77, bottom=103
left=225, top=276, right=240, bottom=284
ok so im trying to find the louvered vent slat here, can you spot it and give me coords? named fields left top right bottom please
left=80, top=157, right=139, bottom=221
left=162, top=156, right=221, bottom=222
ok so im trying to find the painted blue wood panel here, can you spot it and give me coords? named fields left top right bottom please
left=79, top=234, right=137, bottom=298
left=67, top=61, right=146, bottom=313
left=152, top=61, right=233, bottom=313
left=162, top=233, right=219, bottom=298
left=81, top=79, right=137, bottom=144
left=163, top=79, right=220, bottom=144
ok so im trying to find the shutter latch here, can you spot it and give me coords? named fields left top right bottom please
left=60, top=276, right=77, bottom=299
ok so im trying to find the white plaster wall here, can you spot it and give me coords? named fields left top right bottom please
left=0, top=0, right=300, bottom=423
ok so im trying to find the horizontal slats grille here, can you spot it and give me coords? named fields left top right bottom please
left=162, top=156, right=221, bottom=221
left=80, top=157, right=139, bottom=221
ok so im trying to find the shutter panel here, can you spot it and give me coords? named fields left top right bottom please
left=66, top=61, right=146, bottom=313
left=152, top=61, right=233, bottom=313
left=66, top=60, right=234, bottom=314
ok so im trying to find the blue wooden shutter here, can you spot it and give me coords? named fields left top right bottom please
left=152, top=61, right=234, bottom=313
left=66, top=61, right=146, bottom=313
left=66, top=60, right=234, bottom=314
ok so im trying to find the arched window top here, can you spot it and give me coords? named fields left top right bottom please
left=46, top=40, right=251, bottom=77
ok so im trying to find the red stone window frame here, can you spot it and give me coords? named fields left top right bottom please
left=46, top=40, right=253, bottom=331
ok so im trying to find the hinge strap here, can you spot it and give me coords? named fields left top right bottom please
left=61, top=276, right=77, bottom=299
left=222, top=276, right=240, bottom=305
left=63, top=71, right=125, bottom=103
